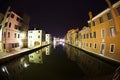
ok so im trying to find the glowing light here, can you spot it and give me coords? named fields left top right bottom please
left=19, top=40, right=23, bottom=47
left=24, top=63, right=29, bottom=68
left=2, top=66, right=9, bottom=74
left=2, top=67, right=5, bottom=72
left=21, top=32, right=26, bottom=38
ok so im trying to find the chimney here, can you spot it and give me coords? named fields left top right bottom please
left=34, top=28, right=36, bottom=30
left=88, top=11, right=93, bottom=27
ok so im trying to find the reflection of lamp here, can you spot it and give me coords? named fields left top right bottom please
left=2, top=67, right=5, bottom=72
left=2, top=66, right=9, bottom=74
left=24, top=63, right=29, bottom=68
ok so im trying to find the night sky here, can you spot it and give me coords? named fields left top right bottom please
left=0, top=0, right=119, bottom=38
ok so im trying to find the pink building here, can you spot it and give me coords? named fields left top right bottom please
left=1, top=7, right=30, bottom=52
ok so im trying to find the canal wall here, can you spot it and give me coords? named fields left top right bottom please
left=0, top=44, right=50, bottom=64
left=66, top=43, right=120, bottom=66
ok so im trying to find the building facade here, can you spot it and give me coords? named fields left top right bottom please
left=45, top=34, right=52, bottom=44
left=0, top=7, right=30, bottom=52
left=65, top=0, right=120, bottom=61
left=28, top=29, right=45, bottom=48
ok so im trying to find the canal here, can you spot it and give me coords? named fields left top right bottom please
left=0, top=43, right=119, bottom=80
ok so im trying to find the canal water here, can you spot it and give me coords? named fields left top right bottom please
left=0, top=43, right=119, bottom=80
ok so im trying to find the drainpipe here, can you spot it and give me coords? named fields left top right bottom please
left=106, top=0, right=120, bottom=33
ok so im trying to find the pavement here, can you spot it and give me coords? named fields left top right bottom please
left=0, top=44, right=50, bottom=63
left=0, top=48, right=30, bottom=60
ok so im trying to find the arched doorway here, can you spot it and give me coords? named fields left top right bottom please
left=34, top=41, right=40, bottom=46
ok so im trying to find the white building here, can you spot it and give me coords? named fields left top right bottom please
left=28, top=29, right=45, bottom=48
left=45, top=46, right=51, bottom=55
left=45, top=34, right=52, bottom=44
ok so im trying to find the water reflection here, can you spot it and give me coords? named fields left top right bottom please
left=29, top=50, right=43, bottom=64
left=0, top=45, right=119, bottom=80
left=0, top=55, right=29, bottom=80
left=0, top=48, right=46, bottom=80
left=45, top=45, right=51, bottom=55
left=65, top=44, right=117, bottom=79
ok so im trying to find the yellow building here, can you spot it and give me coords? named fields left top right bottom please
left=65, top=28, right=78, bottom=46
left=80, top=0, right=120, bottom=61
left=65, top=0, right=120, bottom=62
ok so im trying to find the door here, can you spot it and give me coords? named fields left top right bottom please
left=100, top=43, right=105, bottom=55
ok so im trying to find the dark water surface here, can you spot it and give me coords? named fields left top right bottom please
left=0, top=44, right=119, bottom=80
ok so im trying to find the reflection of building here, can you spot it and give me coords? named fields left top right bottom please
left=0, top=7, right=30, bottom=52
left=65, top=44, right=115, bottom=79
left=0, top=56, right=29, bottom=80
left=29, top=50, right=43, bottom=64
left=45, top=34, right=52, bottom=44
left=46, top=46, right=51, bottom=55
left=65, top=0, right=120, bottom=61
left=28, top=28, right=45, bottom=48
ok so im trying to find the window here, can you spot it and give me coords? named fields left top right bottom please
left=93, top=32, right=96, bottom=38
left=9, top=23, right=11, bottom=28
left=110, top=44, right=115, bottom=53
left=110, top=27, right=116, bottom=37
left=101, top=29, right=105, bottom=38
left=38, top=35, right=40, bottom=38
left=14, top=25, right=18, bottom=29
left=15, top=33, right=16, bottom=38
left=4, top=22, right=8, bottom=27
left=90, top=43, right=92, bottom=48
left=107, top=12, right=112, bottom=20
left=30, top=56, right=33, bottom=58
left=11, top=14, right=14, bottom=18
left=15, top=43, right=17, bottom=47
left=84, top=34, right=85, bottom=39
left=4, top=32, right=6, bottom=38
left=7, top=14, right=10, bottom=18
left=16, top=17, right=19, bottom=21
left=87, top=34, right=89, bottom=39
left=38, top=31, right=40, bottom=33
left=4, top=44, right=5, bottom=49
left=8, top=32, right=10, bottom=38
left=94, top=43, right=97, bottom=48
left=99, top=17, right=103, bottom=23
left=18, top=34, right=20, bottom=38
left=116, top=6, right=120, bottom=16
left=90, top=33, right=92, bottom=38
left=12, top=44, right=14, bottom=48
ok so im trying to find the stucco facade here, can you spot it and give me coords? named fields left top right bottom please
left=65, top=0, right=120, bottom=61
left=28, top=29, right=45, bottom=48
left=0, top=7, right=30, bottom=52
